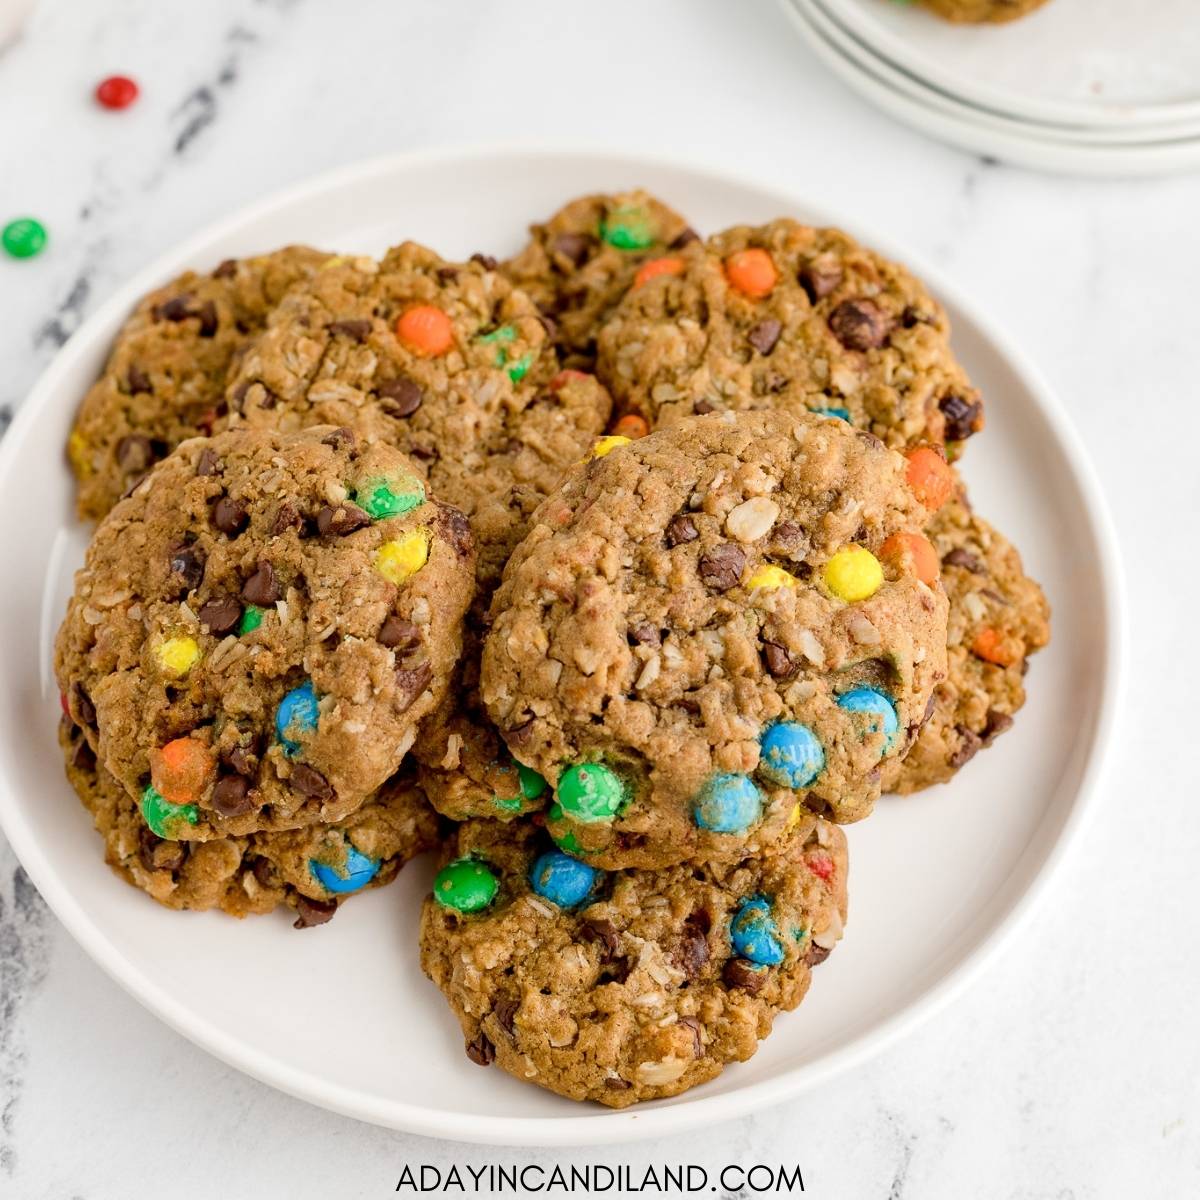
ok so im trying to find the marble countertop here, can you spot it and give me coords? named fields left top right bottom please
left=1, top=0, right=1197, bottom=1195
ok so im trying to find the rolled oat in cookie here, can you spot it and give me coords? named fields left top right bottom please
left=55, top=426, right=474, bottom=839
left=68, top=246, right=329, bottom=521
left=60, top=720, right=440, bottom=923
left=883, top=483, right=1049, bottom=793
left=481, top=410, right=948, bottom=870
left=419, top=812, right=846, bottom=1108
left=502, top=190, right=697, bottom=371
left=596, top=218, right=983, bottom=454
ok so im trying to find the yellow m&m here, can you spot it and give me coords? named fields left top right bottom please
left=156, top=636, right=201, bottom=677
left=375, top=530, right=430, bottom=585
left=823, top=546, right=883, bottom=602
left=590, top=435, right=631, bottom=460
left=746, top=564, right=798, bottom=591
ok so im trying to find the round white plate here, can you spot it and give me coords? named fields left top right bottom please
left=786, top=0, right=1200, bottom=176
left=810, top=0, right=1200, bottom=147
left=0, top=146, right=1122, bottom=1145
left=835, top=0, right=1200, bottom=130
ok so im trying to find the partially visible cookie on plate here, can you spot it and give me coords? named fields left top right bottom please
left=419, top=811, right=846, bottom=1107
left=917, top=0, right=1050, bottom=24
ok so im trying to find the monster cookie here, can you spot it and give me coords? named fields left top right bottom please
left=596, top=218, right=983, bottom=454
left=481, top=411, right=948, bottom=869
left=502, top=191, right=697, bottom=369
left=55, top=426, right=474, bottom=838
left=60, top=720, right=439, bottom=923
left=917, top=0, right=1050, bottom=23
left=68, top=247, right=328, bottom=520
left=884, top=488, right=1049, bottom=792
left=224, top=244, right=611, bottom=590
left=419, top=812, right=846, bottom=1107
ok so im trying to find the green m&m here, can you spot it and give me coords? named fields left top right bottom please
left=140, top=784, right=199, bottom=840
left=599, top=207, right=653, bottom=251
left=354, top=474, right=425, bottom=519
left=2, top=217, right=47, bottom=259
left=238, top=605, right=264, bottom=635
left=492, top=763, right=547, bottom=814
left=433, top=857, right=499, bottom=913
left=556, top=763, right=628, bottom=823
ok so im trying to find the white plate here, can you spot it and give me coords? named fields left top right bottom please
left=835, top=0, right=1200, bottom=130
left=811, top=0, right=1200, bottom=147
left=0, top=146, right=1123, bottom=1145
left=785, top=0, right=1200, bottom=176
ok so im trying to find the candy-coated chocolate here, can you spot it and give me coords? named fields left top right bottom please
left=823, top=545, right=883, bottom=602
left=238, top=605, right=263, bottom=635
left=599, top=206, right=653, bottom=250
left=758, top=721, right=825, bottom=789
left=693, top=773, right=763, bottom=834
left=151, top=737, right=214, bottom=806
left=730, top=896, right=784, bottom=965
left=375, top=530, right=430, bottom=584
left=557, top=763, right=627, bottom=823
left=724, top=248, right=777, bottom=299
left=310, top=844, right=380, bottom=894
left=275, top=679, right=319, bottom=756
left=506, top=351, right=534, bottom=383
left=139, top=785, right=198, bottom=840
left=396, top=305, right=453, bottom=356
left=493, top=763, right=547, bottom=812
left=433, top=857, right=499, bottom=913
left=2, top=217, right=47, bottom=259
left=745, top=563, right=796, bottom=591
left=812, top=406, right=851, bottom=422
left=95, top=74, right=139, bottom=109
left=590, top=435, right=631, bottom=460
left=155, top=635, right=200, bottom=677
left=633, top=256, right=684, bottom=288
left=354, top=475, right=425, bottom=519
left=529, top=850, right=600, bottom=909
left=836, top=685, right=899, bottom=751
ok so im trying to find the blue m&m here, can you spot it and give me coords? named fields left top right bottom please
left=693, top=773, right=763, bottom=834
left=758, top=722, right=825, bottom=789
left=310, top=844, right=380, bottom=894
left=529, top=850, right=601, bottom=909
left=836, top=686, right=899, bottom=752
left=812, top=406, right=850, bottom=422
left=730, top=896, right=784, bottom=965
left=276, top=680, right=319, bottom=756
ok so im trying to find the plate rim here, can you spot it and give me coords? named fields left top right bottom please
left=0, top=142, right=1127, bottom=1146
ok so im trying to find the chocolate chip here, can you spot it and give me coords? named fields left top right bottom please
left=211, top=496, right=248, bottom=536
left=293, top=896, right=337, bottom=929
left=70, top=735, right=96, bottom=771
left=225, top=745, right=256, bottom=776
left=902, top=304, right=932, bottom=328
left=378, top=615, right=420, bottom=649
left=537, top=312, right=558, bottom=340
left=698, top=543, right=746, bottom=591
left=210, top=774, right=255, bottom=817
left=722, top=958, right=767, bottom=993
left=116, top=434, right=154, bottom=474
left=939, top=393, right=983, bottom=442
left=376, top=374, right=423, bottom=418
left=212, top=258, right=237, bottom=279
left=466, top=1033, right=495, bottom=1067
left=627, top=623, right=661, bottom=648
left=493, top=997, right=519, bottom=1038
left=327, top=319, right=371, bottom=341
left=799, top=260, right=843, bottom=303
left=670, top=226, right=699, bottom=249
left=72, top=684, right=97, bottom=729
left=290, top=764, right=332, bottom=800
left=155, top=295, right=193, bottom=322
left=982, top=708, right=1014, bottom=742
left=252, top=857, right=279, bottom=889
left=169, top=545, right=205, bottom=593
left=829, top=299, right=892, bottom=350
left=580, top=918, right=621, bottom=961
left=665, top=514, right=698, bottom=547
left=943, top=548, right=983, bottom=573
left=196, top=446, right=220, bottom=476
left=321, top=426, right=356, bottom=449
left=947, top=726, right=983, bottom=769
left=139, top=827, right=184, bottom=873
left=551, top=232, right=592, bottom=267
left=604, top=1077, right=632, bottom=1091
left=394, top=661, right=433, bottom=712
left=435, top=267, right=459, bottom=286
left=197, top=596, right=240, bottom=636
left=470, top=252, right=498, bottom=271
left=693, top=398, right=718, bottom=415
left=678, top=1015, right=704, bottom=1058
left=437, top=506, right=473, bottom=559
left=316, top=502, right=371, bottom=536
left=747, top=318, right=782, bottom=355
left=762, top=641, right=799, bottom=679
left=762, top=369, right=789, bottom=394
left=806, top=941, right=833, bottom=967
left=241, top=561, right=280, bottom=606
left=196, top=300, right=219, bottom=338
left=126, top=363, right=152, bottom=394
left=506, top=718, right=535, bottom=745
left=676, top=926, right=710, bottom=978
left=270, top=502, right=302, bottom=536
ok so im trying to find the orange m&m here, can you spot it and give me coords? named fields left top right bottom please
left=396, top=306, right=453, bottom=356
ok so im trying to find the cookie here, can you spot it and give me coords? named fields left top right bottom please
left=596, top=218, right=983, bottom=454
left=68, top=247, right=329, bottom=521
left=223, top=244, right=612, bottom=591
left=481, top=411, right=948, bottom=869
left=55, top=426, right=475, bottom=838
left=884, top=488, right=1049, bottom=792
left=502, top=191, right=697, bottom=370
left=60, top=719, right=439, bottom=923
left=918, top=0, right=1050, bottom=23
left=419, top=812, right=846, bottom=1107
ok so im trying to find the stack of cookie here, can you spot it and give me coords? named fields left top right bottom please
left=53, top=191, right=1048, bottom=1106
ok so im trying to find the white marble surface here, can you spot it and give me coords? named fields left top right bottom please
left=0, top=0, right=1197, bottom=1196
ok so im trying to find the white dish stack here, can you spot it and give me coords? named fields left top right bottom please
left=780, top=0, right=1200, bottom=176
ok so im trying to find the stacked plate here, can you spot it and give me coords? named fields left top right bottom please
left=781, top=0, right=1200, bottom=176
